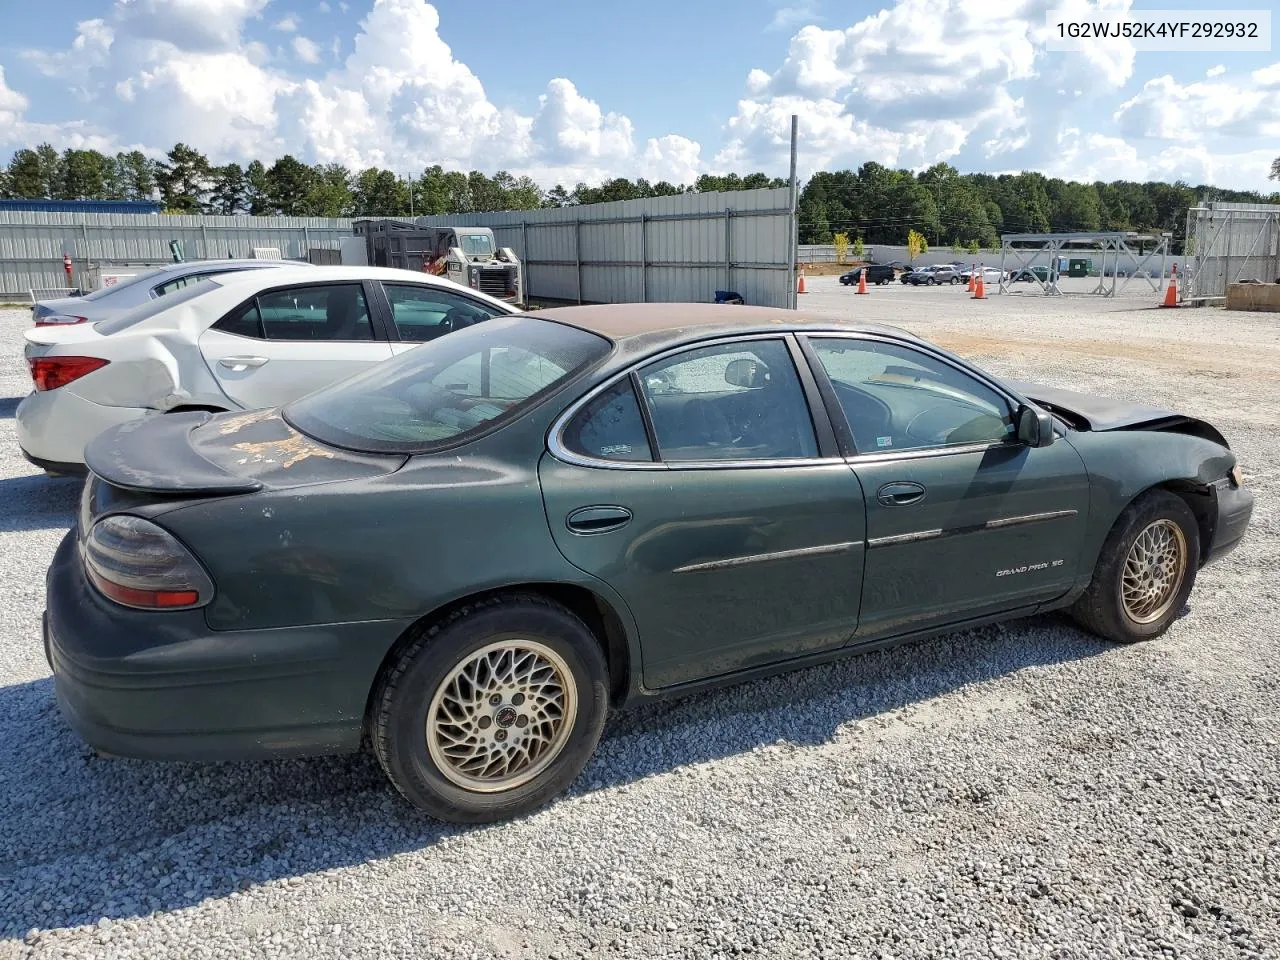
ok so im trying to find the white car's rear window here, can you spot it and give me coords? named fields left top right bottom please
left=94, top=277, right=223, bottom=335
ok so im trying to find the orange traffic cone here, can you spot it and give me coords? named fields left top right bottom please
left=1160, top=263, right=1178, bottom=308
left=797, top=269, right=807, bottom=294
left=967, top=265, right=975, bottom=293
left=855, top=269, right=869, bottom=294
left=972, top=272, right=987, bottom=299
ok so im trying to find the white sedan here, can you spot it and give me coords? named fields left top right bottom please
left=17, top=265, right=517, bottom=474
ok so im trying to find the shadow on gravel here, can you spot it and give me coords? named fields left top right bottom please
left=0, top=396, right=20, bottom=419
left=0, top=474, right=81, bottom=534
left=0, top=616, right=1110, bottom=939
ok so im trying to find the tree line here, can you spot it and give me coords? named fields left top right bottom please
left=800, top=161, right=1280, bottom=250
left=2, top=143, right=1277, bottom=248
left=0, top=143, right=785, bottom=217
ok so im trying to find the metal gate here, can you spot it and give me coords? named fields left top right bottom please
left=1184, top=202, right=1280, bottom=302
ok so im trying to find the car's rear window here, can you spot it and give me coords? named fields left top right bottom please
left=284, top=316, right=611, bottom=453
left=93, top=277, right=222, bottom=335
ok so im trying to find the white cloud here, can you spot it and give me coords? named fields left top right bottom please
left=274, top=15, right=299, bottom=32
left=292, top=36, right=321, bottom=63
left=768, top=3, right=820, bottom=32
left=318, top=1, right=331, bottom=10
left=641, top=135, right=701, bottom=185
left=1206, top=64, right=1225, bottom=78
left=114, top=0, right=271, bottom=52
left=1114, top=67, right=1280, bottom=141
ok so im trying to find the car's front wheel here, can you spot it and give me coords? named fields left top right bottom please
left=1071, top=491, right=1200, bottom=644
left=372, top=595, right=609, bottom=822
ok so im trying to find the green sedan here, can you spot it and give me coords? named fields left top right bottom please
left=47, top=305, right=1253, bottom=822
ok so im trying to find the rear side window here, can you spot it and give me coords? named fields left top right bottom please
left=215, top=284, right=374, bottom=341
left=562, top=378, right=653, bottom=463
left=284, top=316, right=610, bottom=453
left=383, top=283, right=504, bottom=343
left=153, top=274, right=209, bottom=297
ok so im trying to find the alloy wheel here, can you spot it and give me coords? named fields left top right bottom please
left=1119, top=519, right=1188, bottom=624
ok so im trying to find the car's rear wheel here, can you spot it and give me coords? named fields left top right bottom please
left=1071, top=491, right=1199, bottom=643
left=372, top=594, right=609, bottom=823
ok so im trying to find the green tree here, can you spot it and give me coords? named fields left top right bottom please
left=156, top=143, right=212, bottom=213
left=352, top=167, right=409, bottom=216
left=1270, top=157, right=1279, bottom=181
left=244, top=160, right=271, bottom=215
left=6, top=149, right=46, bottom=197
left=303, top=163, right=354, bottom=217
left=34, top=144, right=62, bottom=198
left=544, top=184, right=574, bottom=208
left=208, top=163, right=248, bottom=214
left=265, top=154, right=316, bottom=216
left=58, top=149, right=111, bottom=199
left=851, top=235, right=865, bottom=259
left=907, top=229, right=928, bottom=259
left=115, top=151, right=156, bottom=201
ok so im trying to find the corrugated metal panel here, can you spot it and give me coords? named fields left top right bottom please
left=0, top=212, right=353, bottom=300
left=416, top=188, right=794, bottom=308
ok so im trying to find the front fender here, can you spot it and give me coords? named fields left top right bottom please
left=1065, top=430, right=1235, bottom=573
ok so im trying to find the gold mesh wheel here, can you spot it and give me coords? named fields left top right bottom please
left=1119, top=519, right=1188, bottom=625
left=426, top=640, right=578, bottom=793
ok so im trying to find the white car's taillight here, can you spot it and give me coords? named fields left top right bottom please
left=83, top=515, right=214, bottom=610
left=35, top=314, right=89, bottom=326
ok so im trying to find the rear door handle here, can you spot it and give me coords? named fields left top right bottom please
left=219, top=356, right=268, bottom=371
left=566, top=505, right=633, bottom=535
left=877, top=481, right=926, bottom=506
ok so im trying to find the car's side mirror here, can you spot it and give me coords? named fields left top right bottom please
left=725, top=357, right=768, bottom=388
left=1016, top=404, right=1055, bottom=447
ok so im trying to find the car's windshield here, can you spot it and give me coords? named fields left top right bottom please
left=93, top=277, right=222, bottom=334
left=79, top=268, right=167, bottom=301
left=285, top=316, right=611, bottom=454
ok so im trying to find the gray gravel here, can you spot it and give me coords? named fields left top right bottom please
left=1, top=284, right=1278, bottom=959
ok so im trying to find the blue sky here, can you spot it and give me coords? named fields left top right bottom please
left=0, top=0, right=1276, bottom=190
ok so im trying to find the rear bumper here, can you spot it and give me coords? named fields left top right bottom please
left=17, top=389, right=151, bottom=468
left=45, top=530, right=410, bottom=762
left=1204, top=479, right=1254, bottom=565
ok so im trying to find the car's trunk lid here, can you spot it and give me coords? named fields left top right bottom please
left=83, top=408, right=408, bottom=497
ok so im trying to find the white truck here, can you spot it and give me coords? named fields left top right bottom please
left=348, top=219, right=524, bottom=306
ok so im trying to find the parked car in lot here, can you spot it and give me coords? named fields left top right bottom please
left=1011, top=266, right=1053, bottom=283
left=30, top=259, right=309, bottom=327
left=46, top=303, right=1253, bottom=823
left=905, top=265, right=962, bottom=285
left=17, top=265, right=515, bottom=474
left=839, top=263, right=896, bottom=286
left=959, top=266, right=1011, bottom=285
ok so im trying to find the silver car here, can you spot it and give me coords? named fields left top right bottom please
left=31, top=260, right=311, bottom=326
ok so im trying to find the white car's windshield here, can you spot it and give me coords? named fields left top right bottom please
left=79, top=268, right=167, bottom=301
left=94, top=277, right=222, bottom=334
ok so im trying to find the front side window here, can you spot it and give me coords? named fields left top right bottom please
left=562, top=378, right=653, bottom=463
left=285, top=316, right=610, bottom=453
left=383, top=283, right=504, bottom=343
left=810, top=338, right=1014, bottom=453
left=636, top=339, right=818, bottom=462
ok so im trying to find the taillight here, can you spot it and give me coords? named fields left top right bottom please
left=35, top=314, right=89, bottom=327
left=29, top=356, right=109, bottom=391
left=83, top=515, right=214, bottom=610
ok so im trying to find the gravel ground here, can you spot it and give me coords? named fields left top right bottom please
left=1, top=284, right=1277, bottom=959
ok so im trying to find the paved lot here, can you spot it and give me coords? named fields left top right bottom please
left=1, top=285, right=1277, bottom=959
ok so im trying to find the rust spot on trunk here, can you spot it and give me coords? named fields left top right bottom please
left=231, top=434, right=338, bottom=469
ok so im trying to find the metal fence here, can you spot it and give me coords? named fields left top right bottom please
left=1185, top=202, right=1280, bottom=302
left=0, top=212, right=354, bottom=300
left=417, top=188, right=795, bottom=309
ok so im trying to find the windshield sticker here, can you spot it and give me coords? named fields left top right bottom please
left=876, top=436, right=893, bottom=448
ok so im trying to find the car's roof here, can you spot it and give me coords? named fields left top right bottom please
left=526, top=302, right=923, bottom=349
left=203, top=264, right=516, bottom=310
left=149, top=259, right=299, bottom=277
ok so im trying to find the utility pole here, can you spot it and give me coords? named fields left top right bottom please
left=788, top=114, right=799, bottom=309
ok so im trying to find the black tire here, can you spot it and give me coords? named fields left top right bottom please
left=950, top=276, right=959, bottom=285
left=1070, top=490, right=1200, bottom=644
left=371, top=594, right=609, bottom=823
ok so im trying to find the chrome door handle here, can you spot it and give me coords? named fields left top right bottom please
left=566, top=505, right=633, bottom=535
left=219, top=356, right=268, bottom=371
left=877, top=481, right=926, bottom=506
